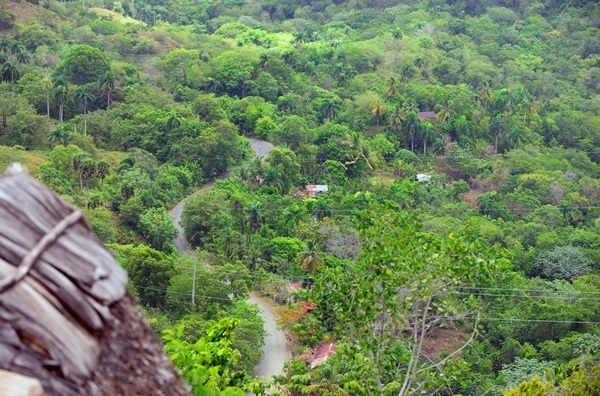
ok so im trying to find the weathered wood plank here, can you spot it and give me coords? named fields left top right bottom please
left=0, top=259, right=100, bottom=378
left=0, top=369, right=43, bottom=396
left=0, top=169, right=189, bottom=395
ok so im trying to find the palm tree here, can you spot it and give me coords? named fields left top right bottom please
left=72, top=152, right=89, bottom=190
left=204, top=78, right=222, bottom=93
left=333, top=62, right=345, bottom=78
left=391, top=27, right=404, bottom=39
left=386, top=77, right=399, bottom=96
left=336, top=72, right=350, bottom=87
left=403, top=112, right=421, bottom=152
left=431, top=135, right=450, bottom=155
left=43, top=77, right=52, bottom=118
left=371, top=99, right=385, bottom=128
left=506, top=125, right=525, bottom=149
left=48, top=126, right=70, bottom=146
left=489, top=115, right=504, bottom=154
left=558, top=200, right=581, bottom=227
left=389, top=106, right=407, bottom=137
left=476, top=190, right=497, bottom=218
left=16, top=51, right=31, bottom=64
left=81, top=158, right=96, bottom=191
left=53, top=84, right=68, bottom=126
left=264, top=167, right=286, bottom=195
left=249, top=157, right=265, bottom=181
left=117, top=155, right=135, bottom=174
left=345, top=65, right=358, bottom=79
left=1, top=62, right=20, bottom=98
left=343, top=132, right=378, bottom=171
left=245, top=203, right=264, bottom=233
left=259, top=54, right=269, bottom=70
left=98, top=71, right=115, bottom=109
left=198, top=49, right=210, bottom=62
left=522, top=98, right=539, bottom=122
left=491, top=89, right=513, bottom=115
left=419, top=121, right=436, bottom=155
left=296, top=239, right=324, bottom=274
left=10, top=42, right=23, bottom=55
left=74, top=85, right=95, bottom=136
left=320, top=98, right=341, bottom=122
left=0, top=39, right=9, bottom=53
left=413, top=56, right=425, bottom=68
left=401, top=61, right=415, bottom=77
left=512, top=86, right=531, bottom=109
left=293, top=31, right=307, bottom=44
left=166, top=111, right=181, bottom=132
left=96, top=160, right=110, bottom=189
left=478, top=82, right=492, bottom=112
left=281, top=50, right=297, bottom=68
left=331, top=39, right=343, bottom=48
left=402, top=100, right=419, bottom=114
left=435, top=102, right=452, bottom=124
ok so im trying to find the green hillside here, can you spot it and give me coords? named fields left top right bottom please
left=1, top=0, right=599, bottom=394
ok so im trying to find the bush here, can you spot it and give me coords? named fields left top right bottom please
left=395, top=148, right=420, bottom=165
left=536, top=246, right=592, bottom=281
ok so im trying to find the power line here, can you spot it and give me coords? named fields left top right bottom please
left=449, top=316, right=600, bottom=325
left=460, top=286, right=600, bottom=295
left=132, top=284, right=600, bottom=325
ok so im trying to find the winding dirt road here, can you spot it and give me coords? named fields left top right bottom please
left=169, top=138, right=290, bottom=379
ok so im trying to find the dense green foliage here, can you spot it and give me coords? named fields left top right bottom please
left=0, top=0, right=599, bottom=394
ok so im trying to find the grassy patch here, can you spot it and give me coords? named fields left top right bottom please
left=0, top=146, right=49, bottom=175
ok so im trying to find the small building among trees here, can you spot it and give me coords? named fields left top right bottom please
left=306, top=184, right=329, bottom=198
left=417, top=111, right=437, bottom=122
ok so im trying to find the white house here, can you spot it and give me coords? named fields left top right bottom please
left=306, top=185, right=329, bottom=198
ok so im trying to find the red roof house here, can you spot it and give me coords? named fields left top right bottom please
left=417, top=111, right=437, bottom=121
left=310, top=343, right=337, bottom=369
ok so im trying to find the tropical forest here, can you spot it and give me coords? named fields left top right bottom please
left=0, top=0, right=599, bottom=394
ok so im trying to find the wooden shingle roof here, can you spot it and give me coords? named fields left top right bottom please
left=0, top=166, right=189, bottom=395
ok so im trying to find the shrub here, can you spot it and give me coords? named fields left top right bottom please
left=536, top=246, right=592, bottom=281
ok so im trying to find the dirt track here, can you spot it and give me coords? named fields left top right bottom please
left=169, top=138, right=290, bottom=378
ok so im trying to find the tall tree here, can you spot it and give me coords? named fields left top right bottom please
left=389, top=106, right=407, bottom=135
left=371, top=99, right=385, bottom=128
left=403, top=112, right=421, bottom=152
left=48, top=126, right=69, bottom=146
left=43, top=77, right=52, bottom=118
left=16, top=51, right=31, bottom=64
left=245, top=203, right=264, bottom=233
left=319, top=98, right=341, bottom=122
left=489, top=115, right=504, bottom=154
left=96, top=160, right=110, bottom=189
left=1, top=62, right=20, bottom=98
left=296, top=239, right=324, bottom=274
left=55, top=44, right=111, bottom=85
left=74, top=84, right=95, bottom=136
left=80, top=158, right=96, bottom=191
left=343, top=132, right=378, bottom=172
left=419, top=121, right=436, bottom=155
left=98, top=71, right=115, bottom=109
left=312, top=213, right=506, bottom=395
left=386, top=77, right=399, bottom=96
left=435, top=102, right=452, bottom=124
left=53, top=83, right=67, bottom=126
left=71, top=152, right=89, bottom=190
left=166, top=111, right=182, bottom=132
left=478, top=82, right=492, bottom=112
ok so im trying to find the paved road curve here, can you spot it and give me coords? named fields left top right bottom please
left=169, top=138, right=290, bottom=378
